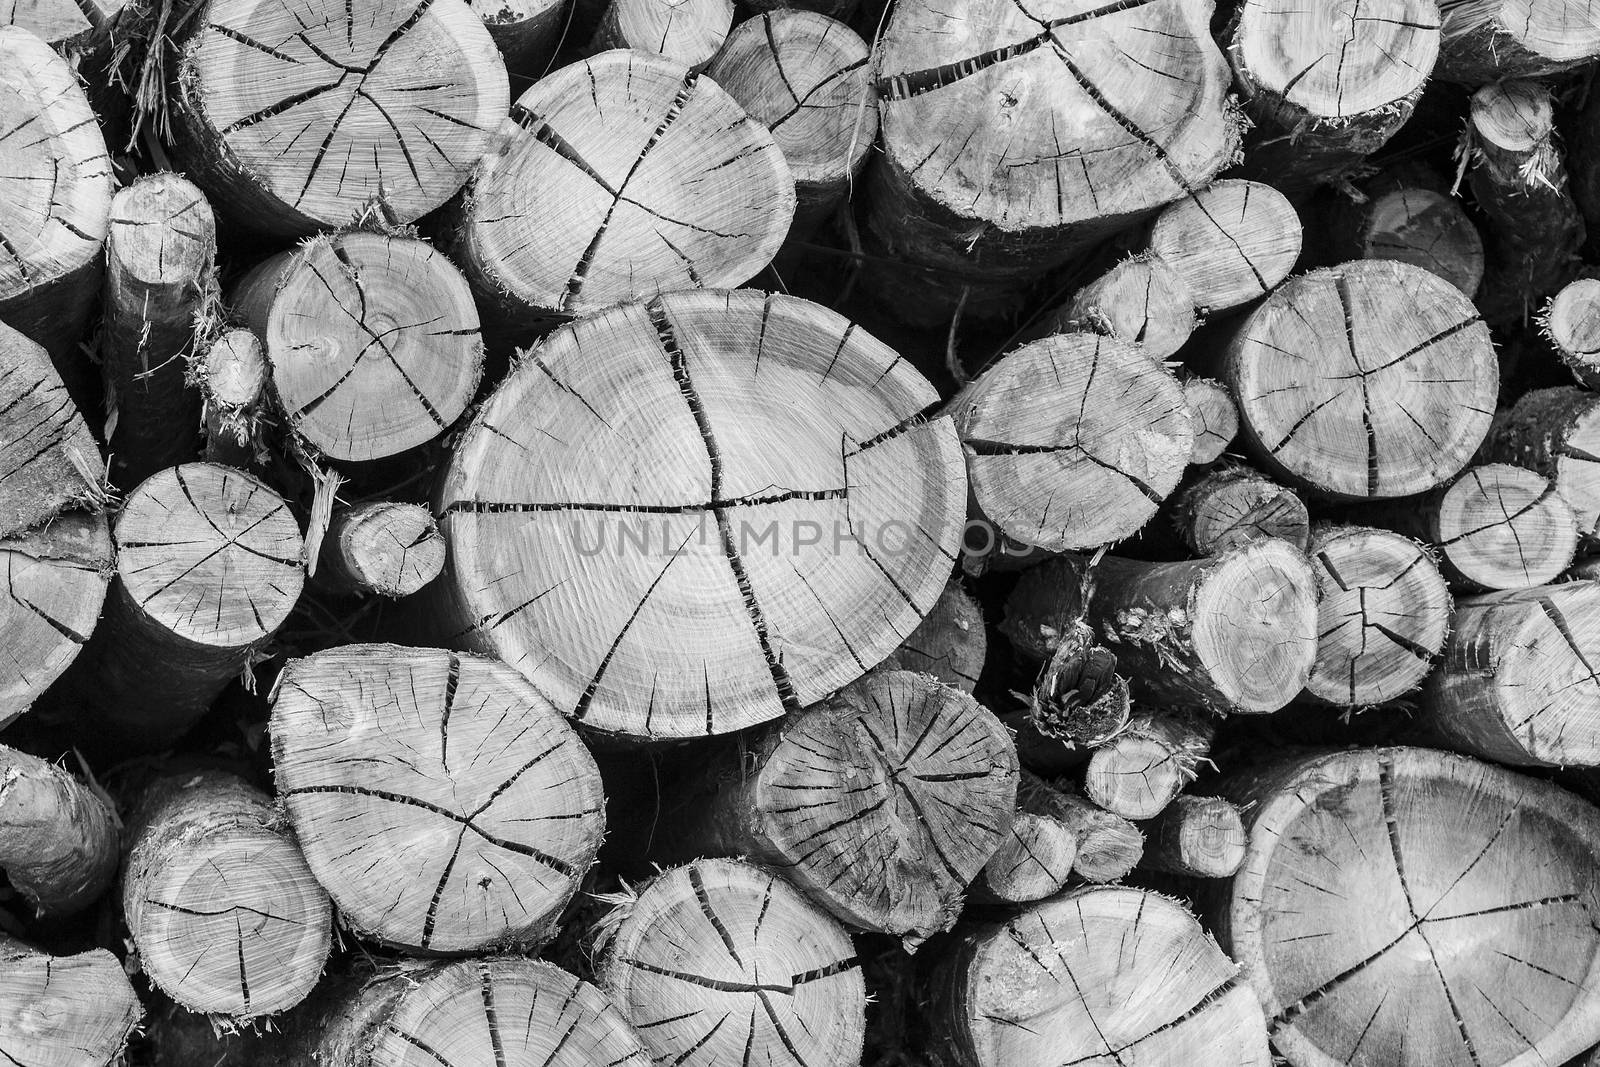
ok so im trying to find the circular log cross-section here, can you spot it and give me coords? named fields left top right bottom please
left=1422, top=463, right=1578, bottom=590
left=1225, top=259, right=1497, bottom=500
left=590, top=0, right=734, bottom=69
left=1482, top=387, right=1600, bottom=543
left=122, top=771, right=333, bottom=1019
left=978, top=810, right=1077, bottom=904
left=927, top=886, right=1270, bottom=1067
left=1019, top=775, right=1144, bottom=883
left=0, top=937, right=142, bottom=1067
left=1183, top=377, right=1239, bottom=465
left=594, top=858, right=866, bottom=1067
left=1217, top=747, right=1600, bottom=1067
left=453, top=52, right=794, bottom=323
left=172, top=0, right=509, bottom=235
left=1547, top=277, right=1600, bottom=389
left=1141, top=794, right=1247, bottom=878
left=1148, top=179, right=1301, bottom=315
left=436, top=291, right=965, bottom=740
left=1057, top=255, right=1197, bottom=361
left=954, top=332, right=1193, bottom=552
left=317, top=501, right=445, bottom=597
left=1438, top=0, right=1600, bottom=83
left=1303, top=524, right=1449, bottom=707
left=1173, top=466, right=1310, bottom=556
left=1083, top=711, right=1212, bottom=820
left=271, top=644, right=606, bottom=952
left=233, top=233, right=483, bottom=463
left=1343, top=187, right=1485, bottom=296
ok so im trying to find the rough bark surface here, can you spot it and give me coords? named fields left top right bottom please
left=0, top=743, right=119, bottom=917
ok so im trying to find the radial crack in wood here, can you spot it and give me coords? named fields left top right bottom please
left=0, top=321, right=106, bottom=541
left=0, top=934, right=141, bottom=1067
left=1481, top=387, right=1600, bottom=547
left=1149, top=179, right=1302, bottom=314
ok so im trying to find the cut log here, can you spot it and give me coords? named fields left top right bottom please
left=865, top=0, right=1240, bottom=318
left=975, top=809, right=1077, bottom=904
left=924, top=886, right=1270, bottom=1067
left=1140, top=794, right=1247, bottom=878
left=1394, top=463, right=1578, bottom=590
left=0, top=511, right=111, bottom=728
left=1004, top=540, right=1319, bottom=714
left=1020, top=772, right=1143, bottom=883
left=232, top=232, right=483, bottom=464
left=590, top=0, right=733, bottom=68
left=59, top=462, right=304, bottom=750
left=648, top=671, right=1017, bottom=943
left=1212, top=746, right=1600, bottom=1067
left=1006, top=622, right=1132, bottom=774
left=1482, top=388, right=1600, bottom=551
left=1, top=0, right=123, bottom=52
left=1183, top=377, right=1239, bottom=466
left=1466, top=81, right=1585, bottom=327
left=102, top=172, right=215, bottom=492
left=1147, top=179, right=1302, bottom=315
left=198, top=328, right=266, bottom=467
left=1224, top=259, right=1497, bottom=500
left=1172, top=465, right=1310, bottom=556
left=1304, top=523, right=1450, bottom=707
left=170, top=0, right=508, bottom=236
left=0, top=26, right=113, bottom=365
left=1436, top=0, right=1600, bottom=83
left=0, top=934, right=141, bottom=1067
left=1227, top=0, right=1439, bottom=192
left=593, top=858, right=866, bottom=1067
left=1545, top=277, right=1600, bottom=390
left=1331, top=186, right=1485, bottom=297
left=706, top=11, right=874, bottom=234
left=0, top=321, right=106, bottom=539
left=434, top=291, right=965, bottom=740
left=122, top=770, right=332, bottom=1018
left=316, top=500, right=445, bottom=598
left=0, top=743, right=118, bottom=916
left=1044, top=254, right=1198, bottom=361
left=472, top=0, right=567, bottom=76
left=447, top=53, right=794, bottom=327
left=879, top=579, right=986, bottom=692
left=1420, top=581, right=1600, bottom=767
left=952, top=332, right=1194, bottom=552
left=1082, top=710, right=1213, bottom=821
left=271, top=643, right=606, bottom=952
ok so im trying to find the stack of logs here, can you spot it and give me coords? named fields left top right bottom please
left=9, top=0, right=1600, bottom=1064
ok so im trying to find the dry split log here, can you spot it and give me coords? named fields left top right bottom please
left=0, top=26, right=113, bottom=365
left=880, top=579, right=986, bottom=692
left=1020, top=772, right=1143, bottom=883
left=198, top=327, right=267, bottom=467
left=1, top=0, right=123, bottom=52
left=593, top=858, right=866, bottom=1067
left=1172, top=465, right=1310, bottom=556
left=1005, top=540, right=1319, bottom=715
left=590, top=0, right=733, bottom=68
left=316, top=500, right=445, bottom=598
left=449, top=53, right=794, bottom=327
left=122, top=770, right=332, bottom=1018
left=924, top=886, right=1270, bottom=1067
left=0, top=935, right=141, bottom=1067
left=1227, top=0, right=1439, bottom=192
left=271, top=644, right=606, bottom=952
left=1436, top=0, right=1600, bottom=83
left=1545, top=278, right=1600, bottom=389
left=170, top=0, right=509, bottom=235
left=233, top=232, right=483, bottom=464
left=1331, top=185, right=1485, bottom=296
left=1303, top=524, right=1450, bottom=706
left=1140, top=794, right=1247, bottom=878
left=1083, top=710, right=1213, bottom=821
left=707, top=10, right=874, bottom=234
left=1481, top=387, right=1600, bottom=546
left=1420, top=581, right=1600, bottom=767
left=434, top=291, right=965, bottom=740
left=0, top=743, right=118, bottom=916
left=952, top=332, right=1193, bottom=553
left=0, top=321, right=106, bottom=539
left=1224, top=259, right=1496, bottom=500
left=1183, top=378, right=1240, bottom=465
left=102, top=173, right=215, bottom=492
left=1213, top=746, right=1600, bottom=1067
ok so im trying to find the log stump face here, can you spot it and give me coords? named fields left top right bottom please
left=175, top=0, right=508, bottom=234
left=1149, top=180, right=1301, bottom=314
left=1548, top=277, right=1600, bottom=388
left=272, top=644, right=605, bottom=953
left=437, top=291, right=965, bottom=740
left=1, top=0, right=122, bottom=49
left=0, top=939, right=142, bottom=1067
left=1355, top=188, right=1485, bottom=296
left=1221, top=747, right=1600, bottom=1067
left=1432, top=464, right=1577, bottom=589
left=1227, top=260, right=1497, bottom=500
left=596, top=858, right=865, bottom=1067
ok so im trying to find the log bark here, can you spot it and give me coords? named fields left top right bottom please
left=923, top=886, right=1270, bottom=1067
left=0, top=26, right=113, bottom=367
left=952, top=331, right=1193, bottom=552
left=1303, top=523, right=1450, bottom=706
left=270, top=643, right=606, bottom=952
left=1004, top=540, right=1319, bottom=714
left=1172, top=465, right=1310, bottom=556
left=0, top=511, right=111, bottom=727
left=1544, top=277, right=1600, bottom=390
left=232, top=232, right=483, bottom=464
left=447, top=53, right=794, bottom=327
left=1140, top=794, right=1246, bottom=878
left=1082, top=710, right=1213, bottom=820
left=1331, top=185, right=1485, bottom=297
left=1147, top=178, right=1302, bottom=315
left=1466, top=80, right=1585, bottom=327
left=58, top=462, right=305, bottom=751
left=1020, top=772, right=1143, bottom=883
left=169, top=0, right=509, bottom=236
left=0, top=934, right=141, bottom=1067
left=589, top=0, right=733, bottom=68
left=1183, top=377, right=1239, bottom=465
left=1480, top=387, right=1600, bottom=546
left=1211, top=746, right=1600, bottom=1067
left=706, top=10, right=874, bottom=235
left=646, top=671, right=1018, bottom=944
left=879, top=578, right=986, bottom=692
left=1226, top=0, right=1439, bottom=193
left=1420, top=581, right=1600, bottom=767
left=1224, top=259, right=1497, bottom=500
left=122, top=770, right=332, bottom=1018
left=433, top=291, right=965, bottom=741
left=316, top=500, right=445, bottom=598
left=1005, top=621, right=1132, bottom=773
left=102, top=172, right=215, bottom=493
left=472, top=0, right=567, bottom=77
left=1436, top=0, right=1600, bottom=83
left=592, top=858, right=866, bottom=1066
left=0, top=743, right=118, bottom=917
left=199, top=328, right=266, bottom=467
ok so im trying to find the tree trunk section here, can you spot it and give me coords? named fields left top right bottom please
left=316, top=500, right=445, bottom=598
left=975, top=809, right=1077, bottom=905
left=880, top=578, right=986, bottom=692
left=0, top=320, right=107, bottom=539
left=472, top=0, right=568, bottom=78
left=1172, top=465, right=1310, bottom=556
left=1148, top=178, right=1302, bottom=315
left=1040, top=254, right=1198, bottom=361
left=0, top=743, right=118, bottom=917
left=1544, top=277, right=1600, bottom=390
left=1082, top=710, right=1213, bottom=820
left=0, top=934, right=141, bottom=1067
left=1436, top=0, right=1600, bottom=83
left=1330, top=185, right=1485, bottom=297
left=1183, top=377, right=1239, bottom=465
left=1480, top=386, right=1600, bottom=548
left=589, top=0, right=733, bottom=69
left=1020, top=772, right=1143, bottom=883
left=198, top=327, right=266, bottom=468
left=1140, top=794, right=1247, bottom=878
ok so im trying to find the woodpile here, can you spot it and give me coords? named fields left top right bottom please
left=14, top=4, right=1600, bottom=1067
